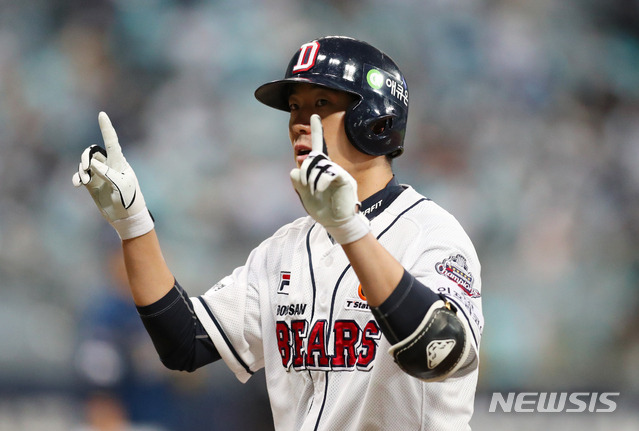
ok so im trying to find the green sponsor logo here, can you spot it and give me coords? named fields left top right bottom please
left=366, top=69, right=384, bottom=89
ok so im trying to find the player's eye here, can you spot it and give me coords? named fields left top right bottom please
left=315, top=99, right=328, bottom=108
left=288, top=103, right=299, bottom=111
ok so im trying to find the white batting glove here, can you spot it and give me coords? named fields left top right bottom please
left=72, top=112, right=154, bottom=240
left=290, top=114, right=370, bottom=245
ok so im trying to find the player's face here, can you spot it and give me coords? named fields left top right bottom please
left=288, top=84, right=369, bottom=169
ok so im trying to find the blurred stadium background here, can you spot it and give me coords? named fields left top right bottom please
left=0, top=0, right=638, bottom=429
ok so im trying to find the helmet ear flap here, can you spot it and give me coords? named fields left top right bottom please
left=371, top=116, right=394, bottom=135
left=345, top=101, right=405, bottom=157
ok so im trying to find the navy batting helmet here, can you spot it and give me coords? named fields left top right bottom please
left=255, top=36, right=409, bottom=158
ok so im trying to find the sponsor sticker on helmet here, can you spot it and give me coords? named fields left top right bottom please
left=366, top=69, right=384, bottom=89
left=363, top=64, right=408, bottom=107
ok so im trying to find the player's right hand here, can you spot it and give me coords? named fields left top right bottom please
left=72, top=111, right=154, bottom=240
left=290, top=114, right=370, bottom=245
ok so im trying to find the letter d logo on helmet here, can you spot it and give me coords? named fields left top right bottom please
left=255, top=36, right=409, bottom=158
left=291, top=41, right=320, bottom=73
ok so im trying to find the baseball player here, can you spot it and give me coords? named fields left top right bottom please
left=73, top=36, right=483, bottom=430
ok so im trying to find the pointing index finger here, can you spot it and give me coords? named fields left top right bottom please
left=98, top=111, right=124, bottom=164
left=310, top=114, right=325, bottom=154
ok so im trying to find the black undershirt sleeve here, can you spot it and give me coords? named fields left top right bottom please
left=370, top=269, right=443, bottom=345
left=136, top=280, right=221, bottom=371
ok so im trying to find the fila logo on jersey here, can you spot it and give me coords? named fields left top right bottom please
left=275, top=319, right=381, bottom=371
left=278, top=271, right=291, bottom=295
left=435, top=254, right=480, bottom=298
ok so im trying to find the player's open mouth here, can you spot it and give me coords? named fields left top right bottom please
left=296, top=150, right=310, bottom=166
left=295, top=145, right=312, bottom=164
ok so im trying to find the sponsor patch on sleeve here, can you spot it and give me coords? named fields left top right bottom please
left=435, top=254, right=480, bottom=298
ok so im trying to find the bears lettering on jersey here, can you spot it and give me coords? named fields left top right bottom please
left=275, top=319, right=381, bottom=371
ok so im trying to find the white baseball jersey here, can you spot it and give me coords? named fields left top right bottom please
left=191, top=185, right=483, bottom=431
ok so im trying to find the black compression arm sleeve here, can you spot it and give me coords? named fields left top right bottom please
left=137, top=280, right=221, bottom=371
left=370, top=269, right=442, bottom=345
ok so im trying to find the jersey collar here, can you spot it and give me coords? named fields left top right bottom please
left=359, top=176, right=405, bottom=221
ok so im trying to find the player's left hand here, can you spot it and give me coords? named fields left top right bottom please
left=290, top=114, right=370, bottom=244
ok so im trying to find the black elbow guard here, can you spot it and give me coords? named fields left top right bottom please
left=388, top=300, right=472, bottom=382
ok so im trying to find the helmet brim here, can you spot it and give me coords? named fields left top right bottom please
left=255, top=76, right=360, bottom=112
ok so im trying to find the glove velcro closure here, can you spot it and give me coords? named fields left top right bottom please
left=111, top=209, right=155, bottom=240
left=325, top=212, right=371, bottom=245
left=388, top=300, right=471, bottom=382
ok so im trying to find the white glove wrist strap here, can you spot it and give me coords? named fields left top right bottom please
left=326, top=213, right=371, bottom=245
left=111, top=209, right=154, bottom=240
